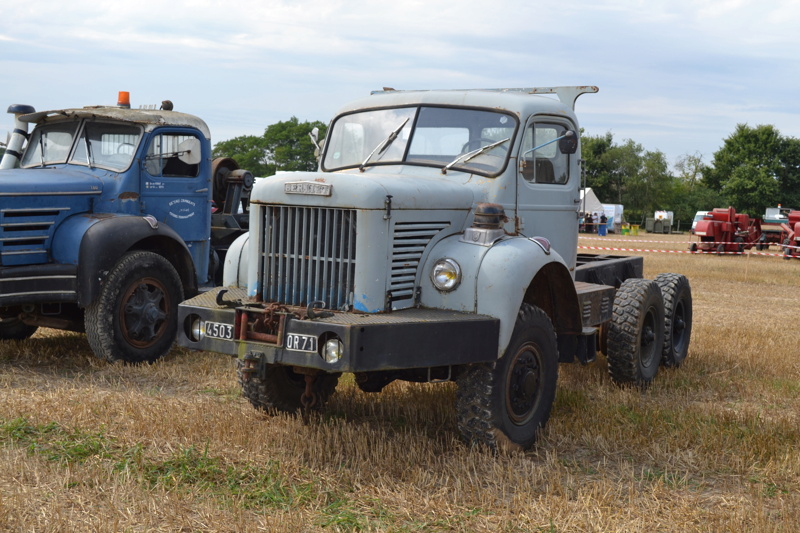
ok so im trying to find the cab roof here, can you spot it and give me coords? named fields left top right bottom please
left=19, top=106, right=211, bottom=140
left=335, top=86, right=598, bottom=121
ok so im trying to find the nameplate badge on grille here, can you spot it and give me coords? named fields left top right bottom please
left=284, top=181, right=332, bottom=197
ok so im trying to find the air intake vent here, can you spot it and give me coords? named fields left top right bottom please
left=0, top=207, right=69, bottom=266
left=390, top=221, right=449, bottom=302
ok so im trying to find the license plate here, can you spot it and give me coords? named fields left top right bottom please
left=205, top=321, right=234, bottom=340
left=285, top=333, right=318, bottom=353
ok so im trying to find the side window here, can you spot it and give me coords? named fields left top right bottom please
left=519, top=122, right=569, bottom=184
left=145, top=133, right=200, bottom=178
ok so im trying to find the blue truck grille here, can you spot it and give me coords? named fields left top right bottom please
left=260, top=206, right=357, bottom=310
left=0, top=207, right=68, bottom=266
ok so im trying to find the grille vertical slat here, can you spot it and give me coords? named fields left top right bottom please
left=262, top=206, right=357, bottom=310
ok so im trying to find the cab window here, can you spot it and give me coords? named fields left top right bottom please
left=519, top=122, right=570, bottom=184
left=145, top=133, right=200, bottom=178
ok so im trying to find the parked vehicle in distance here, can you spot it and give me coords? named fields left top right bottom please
left=691, top=211, right=710, bottom=234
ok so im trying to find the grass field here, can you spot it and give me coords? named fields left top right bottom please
left=1, top=233, right=798, bottom=532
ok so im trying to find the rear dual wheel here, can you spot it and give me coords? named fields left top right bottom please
left=607, top=278, right=665, bottom=387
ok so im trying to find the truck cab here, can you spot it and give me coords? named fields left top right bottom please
left=0, top=95, right=250, bottom=362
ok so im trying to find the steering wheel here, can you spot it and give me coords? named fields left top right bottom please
left=461, top=137, right=508, bottom=154
left=117, top=143, right=135, bottom=155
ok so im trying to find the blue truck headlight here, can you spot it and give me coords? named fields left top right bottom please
left=431, top=258, right=461, bottom=291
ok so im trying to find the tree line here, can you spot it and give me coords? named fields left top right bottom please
left=214, top=119, right=800, bottom=223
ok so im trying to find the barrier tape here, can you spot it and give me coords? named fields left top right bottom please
left=578, top=245, right=800, bottom=258
left=579, top=235, right=798, bottom=248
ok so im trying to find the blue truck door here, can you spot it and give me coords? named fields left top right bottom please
left=140, top=129, right=211, bottom=285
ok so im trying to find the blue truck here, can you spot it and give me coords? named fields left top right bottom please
left=0, top=93, right=252, bottom=363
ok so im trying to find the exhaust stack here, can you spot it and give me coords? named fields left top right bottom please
left=0, top=104, right=36, bottom=170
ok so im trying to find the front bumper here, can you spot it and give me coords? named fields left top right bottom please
left=178, top=287, right=500, bottom=373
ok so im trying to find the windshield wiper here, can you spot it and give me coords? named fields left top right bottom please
left=442, top=137, right=510, bottom=174
left=359, top=117, right=410, bottom=172
left=38, top=134, right=46, bottom=167
left=84, top=134, right=95, bottom=169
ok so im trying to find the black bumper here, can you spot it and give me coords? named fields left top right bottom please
left=0, top=264, right=78, bottom=306
left=178, top=288, right=501, bottom=373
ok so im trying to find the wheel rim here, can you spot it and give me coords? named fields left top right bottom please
left=506, top=343, right=543, bottom=426
left=671, top=299, right=688, bottom=355
left=640, top=307, right=659, bottom=369
left=119, top=277, right=171, bottom=349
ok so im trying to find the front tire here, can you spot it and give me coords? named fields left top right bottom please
left=238, top=361, right=340, bottom=412
left=85, top=251, right=183, bottom=363
left=654, top=273, right=692, bottom=368
left=607, top=278, right=665, bottom=387
left=456, top=304, right=558, bottom=452
left=0, top=317, right=38, bottom=341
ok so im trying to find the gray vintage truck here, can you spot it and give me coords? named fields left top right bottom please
left=177, top=86, right=692, bottom=451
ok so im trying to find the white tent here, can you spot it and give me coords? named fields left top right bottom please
left=579, top=188, right=604, bottom=215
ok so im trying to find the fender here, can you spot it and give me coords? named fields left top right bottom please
left=476, top=237, right=581, bottom=357
left=222, top=231, right=250, bottom=289
left=59, top=214, right=197, bottom=307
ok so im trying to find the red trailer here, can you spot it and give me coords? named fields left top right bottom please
left=690, top=207, right=762, bottom=254
left=781, top=210, right=800, bottom=259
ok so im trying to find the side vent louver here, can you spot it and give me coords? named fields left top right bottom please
left=390, top=221, right=449, bottom=304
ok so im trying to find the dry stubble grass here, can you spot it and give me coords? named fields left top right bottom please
left=1, top=233, right=798, bottom=532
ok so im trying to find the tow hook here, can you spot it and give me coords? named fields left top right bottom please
left=300, top=373, right=319, bottom=409
left=240, top=351, right=260, bottom=382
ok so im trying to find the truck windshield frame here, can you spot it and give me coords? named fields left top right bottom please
left=21, top=119, right=143, bottom=172
left=322, top=105, right=517, bottom=177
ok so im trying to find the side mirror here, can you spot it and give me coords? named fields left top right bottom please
left=558, top=130, right=578, bottom=154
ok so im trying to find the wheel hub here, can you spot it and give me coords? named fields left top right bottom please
left=121, top=281, right=168, bottom=346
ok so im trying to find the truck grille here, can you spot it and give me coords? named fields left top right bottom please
left=0, top=207, right=69, bottom=266
left=260, top=206, right=357, bottom=310
left=390, top=221, right=450, bottom=302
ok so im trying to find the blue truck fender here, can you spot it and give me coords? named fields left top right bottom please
left=475, top=237, right=582, bottom=358
left=51, top=214, right=197, bottom=308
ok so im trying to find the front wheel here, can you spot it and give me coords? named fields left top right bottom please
left=456, top=304, right=558, bottom=452
left=238, top=361, right=340, bottom=413
left=606, top=278, right=665, bottom=387
left=85, top=251, right=183, bottom=363
left=0, top=317, right=38, bottom=341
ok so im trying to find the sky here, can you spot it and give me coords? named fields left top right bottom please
left=2, top=0, right=800, bottom=169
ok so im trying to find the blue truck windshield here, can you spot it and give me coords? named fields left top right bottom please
left=322, top=106, right=517, bottom=176
left=22, top=120, right=142, bottom=172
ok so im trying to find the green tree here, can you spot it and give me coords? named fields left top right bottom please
left=213, top=117, right=328, bottom=177
left=702, top=124, right=800, bottom=215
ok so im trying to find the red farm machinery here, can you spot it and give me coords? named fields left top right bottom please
left=780, top=210, right=800, bottom=259
left=690, top=207, right=762, bottom=255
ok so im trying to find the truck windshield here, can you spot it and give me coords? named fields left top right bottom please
left=21, top=120, right=142, bottom=172
left=21, top=121, right=78, bottom=167
left=322, top=106, right=516, bottom=176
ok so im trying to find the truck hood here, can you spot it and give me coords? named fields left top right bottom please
left=0, top=167, right=103, bottom=195
left=250, top=169, right=476, bottom=211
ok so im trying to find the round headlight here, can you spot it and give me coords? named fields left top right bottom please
left=191, top=317, right=205, bottom=341
left=431, top=258, right=462, bottom=291
left=323, top=338, right=344, bottom=364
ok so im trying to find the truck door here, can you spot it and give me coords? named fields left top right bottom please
left=516, top=117, right=580, bottom=270
left=140, top=128, right=211, bottom=285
